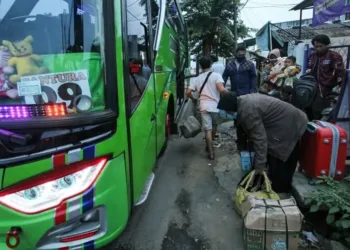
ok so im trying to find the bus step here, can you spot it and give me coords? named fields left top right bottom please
left=135, top=172, right=155, bottom=206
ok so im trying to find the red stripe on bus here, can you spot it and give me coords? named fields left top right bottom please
left=52, top=153, right=66, bottom=169
left=53, top=153, right=69, bottom=250
left=55, top=202, right=67, bottom=225
left=55, top=202, right=69, bottom=250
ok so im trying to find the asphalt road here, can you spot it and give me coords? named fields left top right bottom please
left=104, top=122, right=244, bottom=250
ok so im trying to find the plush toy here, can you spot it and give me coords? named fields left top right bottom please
left=2, top=35, right=48, bottom=84
left=0, top=46, right=15, bottom=90
left=0, top=46, right=18, bottom=98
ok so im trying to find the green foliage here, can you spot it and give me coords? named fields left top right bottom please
left=306, top=176, right=350, bottom=244
left=182, top=0, right=254, bottom=57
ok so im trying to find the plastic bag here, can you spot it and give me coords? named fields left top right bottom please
left=235, top=170, right=280, bottom=216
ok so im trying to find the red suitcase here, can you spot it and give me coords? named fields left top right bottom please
left=300, top=121, right=348, bottom=180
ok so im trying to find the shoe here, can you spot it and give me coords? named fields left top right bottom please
left=213, top=142, right=221, bottom=148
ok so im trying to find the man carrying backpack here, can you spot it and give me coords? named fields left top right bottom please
left=305, top=35, right=345, bottom=120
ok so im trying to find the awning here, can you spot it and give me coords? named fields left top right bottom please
left=290, top=0, right=313, bottom=11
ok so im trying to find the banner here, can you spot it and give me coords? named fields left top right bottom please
left=313, top=0, right=350, bottom=26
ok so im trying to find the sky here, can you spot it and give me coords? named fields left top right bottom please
left=0, top=0, right=313, bottom=32
left=240, top=0, right=313, bottom=33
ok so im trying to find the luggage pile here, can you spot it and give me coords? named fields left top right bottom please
left=235, top=171, right=304, bottom=250
left=235, top=119, right=349, bottom=249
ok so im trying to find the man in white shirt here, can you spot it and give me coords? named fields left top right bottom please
left=186, top=56, right=228, bottom=160
left=211, top=55, right=225, bottom=75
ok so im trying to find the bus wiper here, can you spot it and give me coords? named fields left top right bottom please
left=0, top=129, right=32, bottom=146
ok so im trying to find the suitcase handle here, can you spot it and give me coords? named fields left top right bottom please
left=307, top=122, right=320, bottom=134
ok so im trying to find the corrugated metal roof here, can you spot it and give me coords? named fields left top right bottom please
left=272, top=28, right=315, bottom=42
left=272, top=23, right=350, bottom=43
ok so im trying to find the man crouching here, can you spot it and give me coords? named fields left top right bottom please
left=218, top=92, right=308, bottom=192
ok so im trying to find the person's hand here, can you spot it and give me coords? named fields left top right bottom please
left=254, top=168, right=264, bottom=175
left=254, top=164, right=266, bottom=175
left=250, top=168, right=265, bottom=192
left=306, top=69, right=311, bottom=74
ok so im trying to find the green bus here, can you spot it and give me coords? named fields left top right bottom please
left=0, top=0, right=190, bottom=249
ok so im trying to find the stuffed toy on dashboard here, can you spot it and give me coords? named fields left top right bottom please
left=2, top=35, right=49, bottom=84
left=0, top=45, right=18, bottom=99
left=0, top=46, right=14, bottom=90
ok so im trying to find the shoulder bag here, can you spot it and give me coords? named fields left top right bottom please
left=180, top=72, right=212, bottom=138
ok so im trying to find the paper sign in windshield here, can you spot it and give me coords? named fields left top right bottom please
left=21, top=70, right=91, bottom=109
left=17, top=80, right=42, bottom=96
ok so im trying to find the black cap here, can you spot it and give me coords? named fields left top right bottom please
left=217, top=92, right=238, bottom=112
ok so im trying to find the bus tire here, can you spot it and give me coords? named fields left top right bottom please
left=159, top=111, right=172, bottom=157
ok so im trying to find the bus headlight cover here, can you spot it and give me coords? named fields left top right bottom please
left=0, top=157, right=108, bottom=214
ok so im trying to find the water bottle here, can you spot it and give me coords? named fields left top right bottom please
left=240, top=151, right=255, bottom=173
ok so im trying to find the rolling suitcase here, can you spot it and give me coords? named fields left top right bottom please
left=300, top=121, right=348, bottom=180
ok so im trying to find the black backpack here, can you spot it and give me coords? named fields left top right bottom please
left=292, top=74, right=317, bottom=110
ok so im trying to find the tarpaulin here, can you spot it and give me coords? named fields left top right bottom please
left=256, top=23, right=271, bottom=52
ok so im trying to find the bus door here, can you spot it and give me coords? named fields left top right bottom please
left=125, top=0, right=157, bottom=204
left=332, top=70, right=350, bottom=156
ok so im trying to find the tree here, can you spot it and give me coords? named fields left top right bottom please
left=182, top=0, right=253, bottom=57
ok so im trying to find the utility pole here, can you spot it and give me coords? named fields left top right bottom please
left=233, top=0, right=238, bottom=52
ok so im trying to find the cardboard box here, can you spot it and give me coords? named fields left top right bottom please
left=243, top=197, right=303, bottom=250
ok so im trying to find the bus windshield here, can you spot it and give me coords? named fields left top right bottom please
left=0, top=0, right=106, bottom=119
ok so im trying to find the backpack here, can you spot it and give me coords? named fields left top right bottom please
left=292, top=74, right=317, bottom=110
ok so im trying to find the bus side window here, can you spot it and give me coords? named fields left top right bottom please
left=126, top=0, right=151, bottom=113
left=150, top=0, right=160, bottom=44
